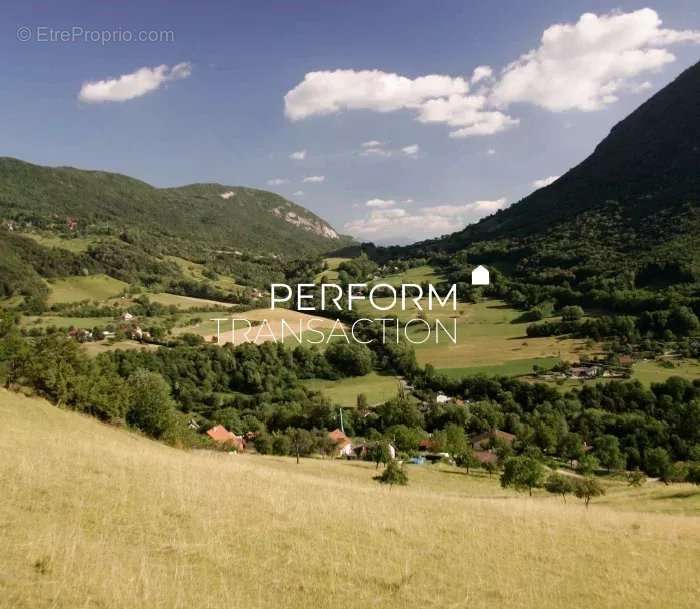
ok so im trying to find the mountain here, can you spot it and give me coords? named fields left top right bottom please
left=0, top=157, right=351, bottom=256
left=430, top=60, right=700, bottom=250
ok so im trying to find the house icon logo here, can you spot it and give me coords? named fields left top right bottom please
left=471, top=265, right=490, bottom=285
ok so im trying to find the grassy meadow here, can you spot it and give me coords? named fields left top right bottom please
left=353, top=297, right=590, bottom=375
left=2, top=389, right=700, bottom=609
left=46, top=274, right=129, bottom=305
left=302, top=371, right=400, bottom=406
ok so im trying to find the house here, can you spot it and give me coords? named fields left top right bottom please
left=569, top=365, right=601, bottom=379
left=471, top=429, right=516, bottom=451
left=471, top=265, right=490, bottom=286
left=328, top=428, right=354, bottom=457
left=206, top=425, right=246, bottom=452
left=353, top=442, right=396, bottom=460
left=436, top=392, right=451, bottom=404
left=120, top=312, right=135, bottom=322
left=618, top=355, right=634, bottom=367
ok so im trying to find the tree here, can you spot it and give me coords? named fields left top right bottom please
left=272, top=433, right=292, bottom=456
left=285, top=428, right=316, bottom=464
left=126, top=369, right=178, bottom=439
left=482, top=461, right=498, bottom=478
left=325, top=342, right=375, bottom=376
left=574, top=477, right=606, bottom=508
left=627, top=469, right=647, bottom=487
left=645, top=447, right=673, bottom=483
left=375, top=460, right=408, bottom=488
left=500, top=457, right=546, bottom=496
left=559, top=432, right=585, bottom=467
left=577, top=453, right=599, bottom=476
left=545, top=473, right=575, bottom=503
left=369, top=441, right=392, bottom=469
left=686, top=462, right=700, bottom=486
left=254, top=431, right=273, bottom=455
left=593, top=434, right=625, bottom=472
left=561, top=305, right=584, bottom=322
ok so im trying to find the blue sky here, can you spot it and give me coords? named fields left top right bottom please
left=3, top=1, right=699, bottom=244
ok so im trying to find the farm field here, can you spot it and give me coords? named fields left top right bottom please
left=46, top=274, right=128, bottom=305
left=147, top=292, right=237, bottom=309
left=354, top=297, right=590, bottom=376
left=173, top=307, right=342, bottom=346
left=81, top=339, right=160, bottom=356
left=2, top=390, right=700, bottom=609
left=303, top=372, right=400, bottom=406
left=163, top=255, right=244, bottom=292
left=315, top=257, right=351, bottom=282
left=21, top=232, right=94, bottom=253
left=632, top=359, right=700, bottom=384
left=377, top=264, right=443, bottom=287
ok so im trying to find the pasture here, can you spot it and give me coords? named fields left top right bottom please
left=1, top=390, right=700, bottom=609
left=46, top=274, right=128, bottom=305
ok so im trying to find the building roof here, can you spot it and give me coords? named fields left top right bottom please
left=328, top=428, right=351, bottom=446
left=207, top=425, right=237, bottom=443
left=471, top=429, right=516, bottom=448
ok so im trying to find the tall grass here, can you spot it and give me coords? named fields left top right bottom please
left=1, top=389, right=699, bottom=609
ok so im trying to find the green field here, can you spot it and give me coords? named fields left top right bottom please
left=632, top=359, right=700, bottom=384
left=377, top=264, right=442, bottom=287
left=354, top=297, right=590, bottom=377
left=21, top=232, right=94, bottom=253
left=148, top=292, right=237, bottom=310
left=164, top=255, right=244, bottom=292
left=2, top=390, right=700, bottom=609
left=46, top=275, right=129, bottom=305
left=315, top=257, right=351, bottom=282
left=439, top=357, right=561, bottom=378
left=303, top=372, right=400, bottom=406
left=21, top=315, right=114, bottom=330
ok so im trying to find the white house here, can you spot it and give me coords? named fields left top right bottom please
left=471, top=265, right=490, bottom=285
left=436, top=392, right=451, bottom=404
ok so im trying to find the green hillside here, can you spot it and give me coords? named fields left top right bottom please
left=0, top=157, right=350, bottom=256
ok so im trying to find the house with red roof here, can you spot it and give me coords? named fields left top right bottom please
left=206, top=425, right=246, bottom=452
left=328, top=428, right=354, bottom=457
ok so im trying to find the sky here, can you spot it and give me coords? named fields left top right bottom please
left=3, top=1, right=700, bottom=245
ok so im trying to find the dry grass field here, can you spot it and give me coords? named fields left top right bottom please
left=2, top=389, right=700, bottom=609
left=177, top=308, right=341, bottom=346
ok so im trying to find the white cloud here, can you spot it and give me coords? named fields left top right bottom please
left=491, top=9, right=700, bottom=112
left=303, top=175, right=325, bottom=183
left=417, top=94, right=518, bottom=138
left=471, top=65, right=493, bottom=83
left=632, top=80, right=653, bottom=93
left=362, top=140, right=384, bottom=148
left=345, top=198, right=507, bottom=243
left=531, top=175, right=560, bottom=189
left=293, top=190, right=304, bottom=196
left=285, top=68, right=517, bottom=139
left=290, top=149, right=307, bottom=160
left=284, top=69, right=469, bottom=120
left=366, top=198, right=396, bottom=208
left=401, top=144, right=420, bottom=157
left=360, top=146, right=392, bottom=157
left=487, top=148, right=496, bottom=155
left=283, top=9, right=699, bottom=137
left=78, top=62, right=192, bottom=103
left=267, top=178, right=289, bottom=186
